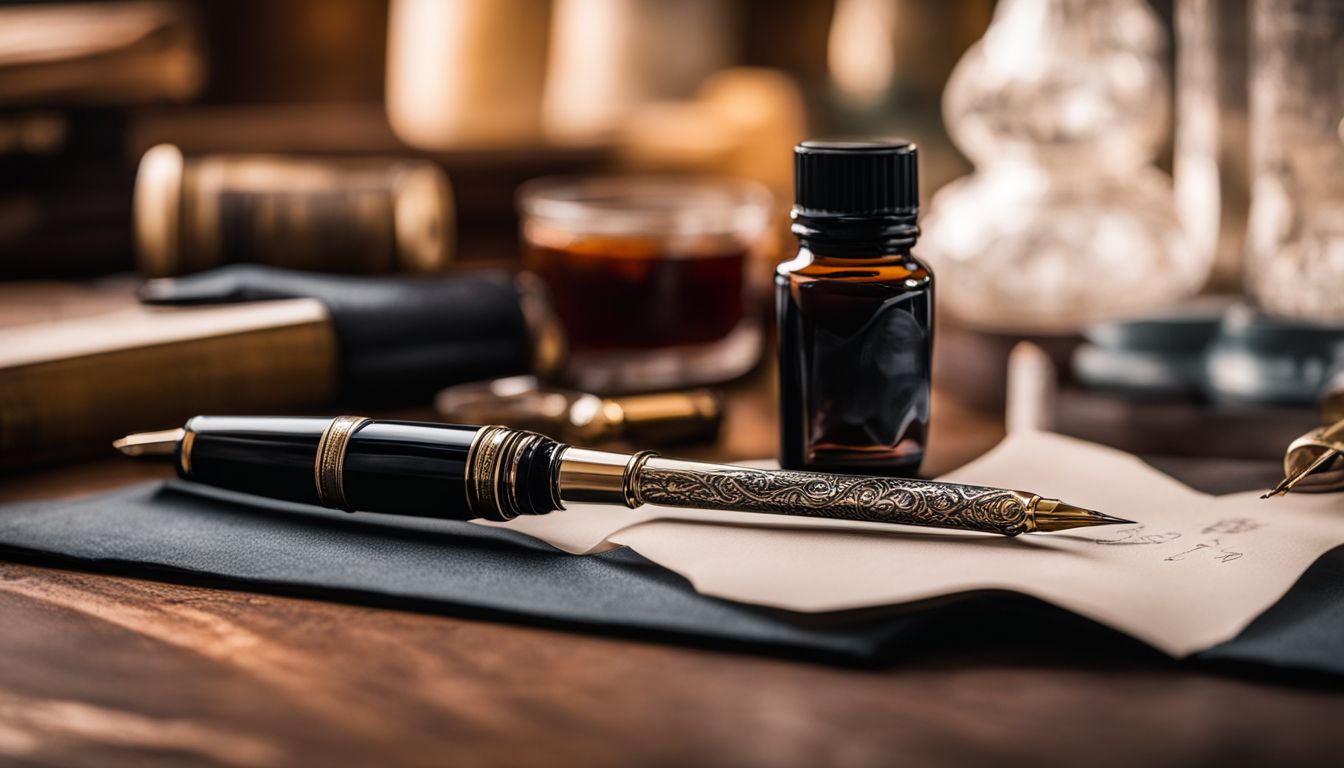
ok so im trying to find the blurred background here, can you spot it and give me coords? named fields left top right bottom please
left=0, top=0, right=1003, bottom=276
left=3, top=0, right=1343, bottom=484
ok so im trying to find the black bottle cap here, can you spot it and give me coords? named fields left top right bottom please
left=794, top=139, right=918, bottom=217
left=792, top=139, right=919, bottom=253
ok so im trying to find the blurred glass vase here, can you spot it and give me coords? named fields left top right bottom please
left=1174, top=0, right=1251, bottom=294
left=1246, top=0, right=1344, bottom=321
left=922, top=0, right=1201, bottom=333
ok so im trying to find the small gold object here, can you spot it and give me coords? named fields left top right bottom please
left=313, top=416, right=371, bottom=511
left=1263, top=369, right=1344, bottom=498
left=1262, top=417, right=1344, bottom=498
left=436, top=376, right=723, bottom=446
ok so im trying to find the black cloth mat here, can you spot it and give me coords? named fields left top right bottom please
left=0, top=479, right=1341, bottom=676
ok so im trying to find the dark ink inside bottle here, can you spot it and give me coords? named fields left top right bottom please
left=777, top=140, right=932, bottom=476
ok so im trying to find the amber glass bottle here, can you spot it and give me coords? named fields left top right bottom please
left=777, top=140, right=932, bottom=476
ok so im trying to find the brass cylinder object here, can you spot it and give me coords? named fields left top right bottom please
left=135, top=144, right=455, bottom=278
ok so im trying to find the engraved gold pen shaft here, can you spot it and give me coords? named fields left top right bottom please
left=603, top=454, right=1132, bottom=536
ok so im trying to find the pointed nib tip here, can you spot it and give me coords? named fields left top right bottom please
left=1261, top=477, right=1293, bottom=499
left=1091, top=510, right=1136, bottom=526
left=1033, top=500, right=1136, bottom=532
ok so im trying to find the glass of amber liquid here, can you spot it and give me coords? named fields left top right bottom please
left=519, top=177, right=773, bottom=393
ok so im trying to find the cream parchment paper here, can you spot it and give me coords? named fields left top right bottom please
left=478, top=431, right=1344, bottom=656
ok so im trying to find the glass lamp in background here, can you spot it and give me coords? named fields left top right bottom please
left=1174, top=0, right=1251, bottom=294
left=1246, top=0, right=1344, bottom=321
left=518, top=176, right=773, bottom=394
left=921, top=0, right=1200, bottom=333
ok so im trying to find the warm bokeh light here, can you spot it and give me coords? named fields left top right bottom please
left=827, top=0, right=898, bottom=108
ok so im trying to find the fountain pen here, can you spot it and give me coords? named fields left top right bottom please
left=114, top=416, right=1132, bottom=536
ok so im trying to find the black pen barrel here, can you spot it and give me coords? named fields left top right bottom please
left=180, top=416, right=485, bottom=519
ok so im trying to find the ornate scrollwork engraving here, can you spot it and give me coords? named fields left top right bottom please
left=634, top=465, right=1033, bottom=535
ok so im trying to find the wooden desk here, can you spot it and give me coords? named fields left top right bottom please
left=3, top=375, right=1343, bottom=767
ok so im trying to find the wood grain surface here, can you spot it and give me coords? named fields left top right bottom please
left=3, top=353, right=1344, bottom=766
left=2, top=559, right=1343, bottom=768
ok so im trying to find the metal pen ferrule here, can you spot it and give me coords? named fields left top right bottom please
left=554, top=447, right=654, bottom=508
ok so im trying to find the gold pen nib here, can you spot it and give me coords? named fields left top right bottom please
left=113, top=428, right=184, bottom=458
left=1033, top=499, right=1135, bottom=532
left=1261, top=449, right=1339, bottom=499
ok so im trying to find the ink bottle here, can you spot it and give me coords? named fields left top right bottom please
left=777, top=140, right=932, bottom=476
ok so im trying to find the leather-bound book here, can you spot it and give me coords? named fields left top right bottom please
left=0, top=298, right=336, bottom=468
left=0, top=267, right=559, bottom=469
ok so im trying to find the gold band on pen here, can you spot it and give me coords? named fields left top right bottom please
left=463, top=424, right=552, bottom=521
left=465, top=425, right=508, bottom=520
left=314, top=415, right=371, bottom=511
left=623, top=451, right=656, bottom=508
